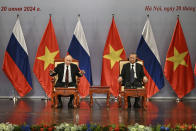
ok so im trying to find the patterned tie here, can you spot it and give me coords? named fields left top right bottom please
left=130, top=64, right=134, bottom=83
left=65, top=66, right=69, bottom=87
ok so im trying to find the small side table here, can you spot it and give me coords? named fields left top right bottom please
left=52, top=88, right=79, bottom=108
left=89, top=86, right=110, bottom=107
left=118, top=88, right=147, bottom=109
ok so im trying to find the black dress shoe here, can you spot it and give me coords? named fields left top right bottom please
left=56, top=103, right=62, bottom=108
left=68, top=102, right=74, bottom=108
left=128, top=102, right=131, bottom=108
left=134, top=103, right=141, bottom=108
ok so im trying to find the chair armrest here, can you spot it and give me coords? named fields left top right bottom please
left=51, top=76, right=56, bottom=87
left=76, top=77, right=80, bottom=86
left=51, top=77, right=56, bottom=82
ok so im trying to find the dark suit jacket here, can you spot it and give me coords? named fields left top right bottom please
left=51, top=63, right=82, bottom=87
left=119, top=62, right=145, bottom=87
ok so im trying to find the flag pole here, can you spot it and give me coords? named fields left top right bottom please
left=113, top=13, right=118, bottom=101
left=78, top=14, right=80, bottom=21
left=177, top=15, right=180, bottom=20
left=146, top=14, right=150, bottom=102
left=112, top=14, right=115, bottom=18
left=11, top=14, right=20, bottom=104
left=176, top=14, right=183, bottom=103
left=112, top=13, right=118, bottom=101
left=41, top=14, right=52, bottom=101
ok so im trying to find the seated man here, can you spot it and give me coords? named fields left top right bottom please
left=50, top=55, right=84, bottom=108
left=118, top=53, right=148, bottom=108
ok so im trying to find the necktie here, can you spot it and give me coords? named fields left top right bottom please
left=130, top=64, right=134, bottom=83
left=65, top=66, right=69, bottom=87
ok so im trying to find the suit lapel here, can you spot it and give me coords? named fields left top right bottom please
left=61, top=63, right=65, bottom=80
left=135, top=63, right=140, bottom=78
left=70, top=64, right=74, bottom=79
left=127, top=63, right=131, bottom=79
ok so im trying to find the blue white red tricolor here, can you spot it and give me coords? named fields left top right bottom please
left=136, top=18, right=164, bottom=98
left=2, top=18, right=32, bottom=97
left=68, top=16, right=92, bottom=97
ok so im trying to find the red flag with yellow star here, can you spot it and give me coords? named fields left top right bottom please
left=101, top=16, right=126, bottom=97
left=33, top=16, right=60, bottom=97
left=164, top=18, right=195, bottom=98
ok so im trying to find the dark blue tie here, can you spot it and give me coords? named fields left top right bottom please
left=130, top=64, right=134, bottom=83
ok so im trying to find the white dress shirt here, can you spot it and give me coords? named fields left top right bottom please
left=62, top=64, right=73, bottom=83
left=130, top=63, right=137, bottom=78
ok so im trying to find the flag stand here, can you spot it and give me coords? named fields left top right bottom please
left=13, top=96, right=17, bottom=104
left=41, top=93, right=50, bottom=101
left=10, top=89, right=18, bottom=104
left=114, top=97, right=118, bottom=102
left=176, top=98, right=182, bottom=103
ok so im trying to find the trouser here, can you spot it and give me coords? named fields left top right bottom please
left=127, top=96, right=140, bottom=104
left=58, top=94, right=74, bottom=105
left=55, top=82, right=76, bottom=87
left=55, top=82, right=76, bottom=105
left=124, top=79, right=143, bottom=89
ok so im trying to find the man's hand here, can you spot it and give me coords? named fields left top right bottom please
left=143, top=76, right=148, bottom=83
left=80, top=70, right=85, bottom=75
left=118, top=77, right=123, bottom=83
left=49, top=69, right=55, bottom=76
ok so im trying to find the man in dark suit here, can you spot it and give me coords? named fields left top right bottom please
left=50, top=55, right=84, bottom=108
left=118, top=53, right=148, bottom=108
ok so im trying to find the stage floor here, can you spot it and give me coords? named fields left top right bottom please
left=0, top=98, right=195, bottom=126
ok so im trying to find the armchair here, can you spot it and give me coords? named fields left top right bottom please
left=51, top=58, right=80, bottom=108
left=118, top=60, right=147, bottom=109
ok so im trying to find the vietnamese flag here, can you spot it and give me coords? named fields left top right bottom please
left=101, top=16, right=126, bottom=97
left=164, top=17, right=195, bottom=98
left=33, top=16, right=60, bottom=97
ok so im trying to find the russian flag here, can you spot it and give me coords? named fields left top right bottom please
left=136, top=18, right=164, bottom=98
left=2, top=18, right=32, bottom=97
left=68, top=16, right=93, bottom=97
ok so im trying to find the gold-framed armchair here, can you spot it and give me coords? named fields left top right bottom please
left=118, top=60, right=147, bottom=109
left=51, top=58, right=80, bottom=108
